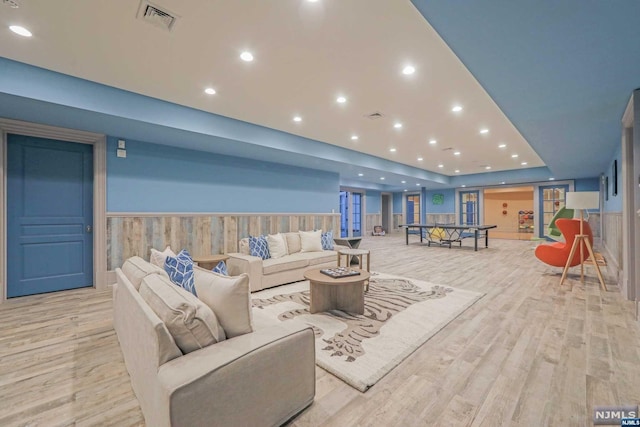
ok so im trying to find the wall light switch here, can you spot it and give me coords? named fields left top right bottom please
left=118, top=139, right=126, bottom=149
left=117, top=149, right=127, bottom=158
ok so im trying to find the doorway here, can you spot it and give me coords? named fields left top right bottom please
left=484, top=186, right=534, bottom=240
left=381, top=193, right=391, bottom=233
left=0, top=118, right=107, bottom=303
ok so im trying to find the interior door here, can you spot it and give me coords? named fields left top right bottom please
left=7, top=134, right=93, bottom=297
left=538, top=184, right=569, bottom=239
left=460, top=191, right=479, bottom=225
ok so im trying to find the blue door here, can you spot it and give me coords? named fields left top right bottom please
left=7, top=134, right=93, bottom=297
left=459, top=191, right=479, bottom=225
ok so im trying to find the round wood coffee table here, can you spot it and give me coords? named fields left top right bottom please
left=304, top=268, right=370, bottom=314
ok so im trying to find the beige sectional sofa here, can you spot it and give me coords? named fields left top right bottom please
left=113, top=256, right=316, bottom=427
left=227, top=232, right=346, bottom=292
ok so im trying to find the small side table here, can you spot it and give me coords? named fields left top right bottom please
left=337, top=248, right=371, bottom=291
left=192, top=254, right=229, bottom=270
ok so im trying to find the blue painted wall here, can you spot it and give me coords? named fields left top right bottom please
left=424, top=189, right=456, bottom=213
left=107, top=138, right=339, bottom=213
left=366, top=190, right=382, bottom=214
left=603, top=145, right=623, bottom=212
left=392, top=192, right=403, bottom=213
left=574, top=177, right=599, bottom=192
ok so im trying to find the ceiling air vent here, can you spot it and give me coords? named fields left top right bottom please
left=365, top=111, right=384, bottom=120
left=137, top=1, right=179, bottom=31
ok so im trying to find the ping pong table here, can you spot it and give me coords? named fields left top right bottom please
left=400, top=223, right=498, bottom=251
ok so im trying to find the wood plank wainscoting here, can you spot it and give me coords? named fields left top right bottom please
left=602, top=212, right=623, bottom=283
left=426, top=213, right=456, bottom=224
left=106, top=213, right=340, bottom=271
left=392, top=213, right=404, bottom=231
left=364, top=214, right=381, bottom=235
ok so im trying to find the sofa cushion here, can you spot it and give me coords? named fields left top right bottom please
left=321, top=230, right=334, bottom=250
left=150, top=246, right=176, bottom=268
left=139, top=274, right=225, bottom=354
left=249, top=235, right=271, bottom=260
left=300, top=230, right=323, bottom=252
left=164, top=249, right=197, bottom=296
left=300, top=250, right=337, bottom=266
left=284, top=232, right=301, bottom=254
left=194, top=268, right=253, bottom=338
left=266, top=233, right=288, bottom=259
left=262, top=257, right=309, bottom=275
left=121, top=256, right=168, bottom=291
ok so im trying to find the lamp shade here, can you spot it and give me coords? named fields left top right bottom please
left=566, top=191, right=599, bottom=210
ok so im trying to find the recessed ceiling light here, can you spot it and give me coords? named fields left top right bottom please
left=336, top=96, right=346, bottom=103
left=204, top=88, right=216, bottom=95
left=511, top=154, right=519, bottom=158
left=480, top=129, right=489, bottom=134
left=455, top=169, right=460, bottom=173
left=240, top=51, right=254, bottom=62
left=293, top=116, right=302, bottom=122
left=452, top=105, right=463, bottom=112
left=401, top=180, right=406, bottom=184
left=402, top=65, right=415, bottom=75
left=389, top=148, right=396, bottom=152
left=521, top=161, right=528, bottom=166
left=429, top=139, right=437, bottom=145
left=380, top=177, right=385, bottom=180
left=485, top=166, right=492, bottom=170
left=351, top=135, right=358, bottom=140
left=438, top=164, right=444, bottom=168
left=549, top=177, right=555, bottom=181
left=453, top=151, right=461, bottom=156
left=358, top=173, right=363, bottom=177
left=9, top=25, right=31, bottom=37
left=461, top=184, right=466, bottom=188
left=498, top=144, right=507, bottom=148
left=404, top=189, right=408, bottom=192
left=394, top=123, right=403, bottom=129
left=417, top=157, right=423, bottom=161
left=500, top=181, right=506, bottom=185
left=307, top=0, right=319, bottom=2
left=416, top=183, right=420, bottom=186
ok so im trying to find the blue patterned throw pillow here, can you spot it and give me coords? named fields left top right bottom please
left=164, top=249, right=197, bottom=296
left=321, top=230, right=334, bottom=250
left=249, top=235, right=271, bottom=260
left=212, top=261, right=228, bottom=276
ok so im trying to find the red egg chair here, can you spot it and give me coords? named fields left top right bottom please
left=534, top=218, right=593, bottom=267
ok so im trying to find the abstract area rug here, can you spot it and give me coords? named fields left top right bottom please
left=251, top=272, right=484, bottom=392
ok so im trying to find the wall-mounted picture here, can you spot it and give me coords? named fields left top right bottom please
left=612, top=160, right=618, bottom=196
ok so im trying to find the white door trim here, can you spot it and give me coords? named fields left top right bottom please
left=0, top=118, right=107, bottom=302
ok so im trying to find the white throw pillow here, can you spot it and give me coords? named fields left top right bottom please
left=150, top=246, right=177, bottom=268
left=140, top=274, right=226, bottom=354
left=266, top=233, right=289, bottom=258
left=193, top=268, right=253, bottom=338
left=300, top=230, right=323, bottom=252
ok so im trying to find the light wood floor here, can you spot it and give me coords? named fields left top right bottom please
left=1, top=234, right=638, bottom=426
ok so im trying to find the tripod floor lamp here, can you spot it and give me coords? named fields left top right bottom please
left=559, top=191, right=607, bottom=291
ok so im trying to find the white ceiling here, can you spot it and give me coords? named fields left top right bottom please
left=0, top=0, right=544, bottom=179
